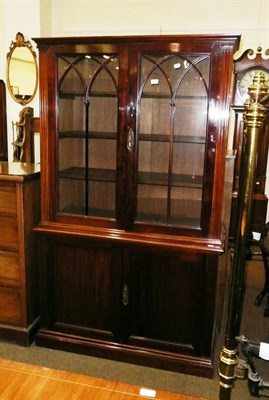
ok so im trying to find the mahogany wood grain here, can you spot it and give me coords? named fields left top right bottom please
left=0, top=163, right=40, bottom=345
left=33, top=35, right=240, bottom=378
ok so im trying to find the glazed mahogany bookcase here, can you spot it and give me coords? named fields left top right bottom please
left=33, top=34, right=240, bottom=378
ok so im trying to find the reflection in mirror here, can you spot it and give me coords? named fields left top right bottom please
left=6, top=32, right=38, bottom=105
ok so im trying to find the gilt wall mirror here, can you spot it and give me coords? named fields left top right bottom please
left=6, top=32, right=38, bottom=105
left=0, top=80, right=8, bottom=161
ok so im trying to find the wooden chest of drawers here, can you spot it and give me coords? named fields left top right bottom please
left=0, top=162, right=40, bottom=345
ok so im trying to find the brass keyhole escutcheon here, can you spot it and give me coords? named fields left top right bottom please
left=122, top=284, right=129, bottom=306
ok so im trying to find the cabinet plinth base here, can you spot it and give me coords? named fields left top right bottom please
left=0, top=317, right=39, bottom=346
left=35, top=329, right=214, bottom=378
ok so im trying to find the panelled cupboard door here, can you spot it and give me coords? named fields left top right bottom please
left=126, top=251, right=217, bottom=356
left=39, top=235, right=217, bottom=357
left=42, top=236, right=120, bottom=340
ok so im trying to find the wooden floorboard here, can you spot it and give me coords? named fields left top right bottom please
left=0, top=358, right=206, bottom=399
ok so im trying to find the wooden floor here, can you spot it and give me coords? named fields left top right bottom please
left=0, top=358, right=206, bottom=399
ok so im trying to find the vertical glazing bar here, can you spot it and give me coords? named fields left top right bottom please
left=167, top=99, right=175, bottom=223
left=85, top=99, right=89, bottom=215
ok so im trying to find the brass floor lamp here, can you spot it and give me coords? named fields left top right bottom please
left=218, top=72, right=269, bottom=400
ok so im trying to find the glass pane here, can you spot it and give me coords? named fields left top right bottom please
left=138, top=142, right=169, bottom=177
left=174, top=98, right=208, bottom=139
left=170, top=187, right=202, bottom=227
left=137, top=185, right=168, bottom=224
left=59, top=178, right=85, bottom=215
left=139, top=98, right=171, bottom=137
left=136, top=53, right=210, bottom=228
left=57, top=54, right=118, bottom=219
left=89, top=181, right=115, bottom=218
left=172, top=142, right=205, bottom=178
left=59, top=137, right=86, bottom=214
left=89, top=97, right=118, bottom=134
left=88, top=138, right=116, bottom=217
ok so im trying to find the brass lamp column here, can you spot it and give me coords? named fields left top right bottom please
left=219, top=72, right=268, bottom=400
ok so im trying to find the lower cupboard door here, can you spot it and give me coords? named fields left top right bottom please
left=47, top=239, right=118, bottom=340
left=127, top=251, right=218, bottom=356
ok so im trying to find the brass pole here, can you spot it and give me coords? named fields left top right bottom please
left=219, top=72, right=268, bottom=400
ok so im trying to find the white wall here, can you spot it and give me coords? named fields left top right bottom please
left=0, top=0, right=41, bottom=162
left=1, top=0, right=269, bottom=210
left=49, top=0, right=268, bottom=52
left=49, top=1, right=262, bottom=36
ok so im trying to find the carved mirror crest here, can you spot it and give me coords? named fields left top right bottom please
left=6, top=32, right=38, bottom=105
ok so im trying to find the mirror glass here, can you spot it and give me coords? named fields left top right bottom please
left=6, top=32, right=38, bottom=105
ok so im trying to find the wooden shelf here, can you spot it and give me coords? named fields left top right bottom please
left=139, top=133, right=205, bottom=144
left=138, top=172, right=203, bottom=188
left=59, top=167, right=116, bottom=182
left=59, top=131, right=117, bottom=139
left=61, top=206, right=115, bottom=218
left=136, top=197, right=201, bottom=223
left=136, top=212, right=200, bottom=228
left=59, top=131, right=205, bottom=144
left=141, top=93, right=207, bottom=100
left=59, top=167, right=202, bottom=188
left=59, top=91, right=117, bottom=99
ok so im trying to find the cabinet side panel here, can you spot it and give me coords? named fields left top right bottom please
left=23, top=178, right=41, bottom=325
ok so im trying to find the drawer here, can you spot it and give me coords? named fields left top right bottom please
left=0, top=216, right=18, bottom=250
left=0, top=185, right=16, bottom=214
left=0, top=250, right=19, bottom=286
left=0, top=286, right=21, bottom=325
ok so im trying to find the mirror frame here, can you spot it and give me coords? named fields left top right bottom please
left=0, top=80, right=7, bottom=161
left=6, top=32, right=38, bottom=106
